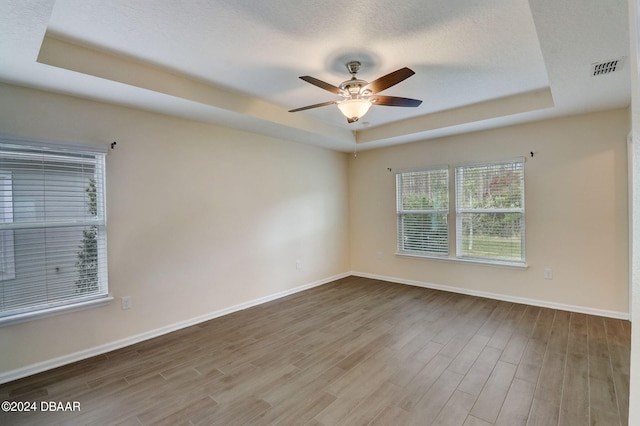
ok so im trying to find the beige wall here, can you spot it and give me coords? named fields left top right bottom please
left=350, top=109, right=630, bottom=316
left=0, top=83, right=350, bottom=376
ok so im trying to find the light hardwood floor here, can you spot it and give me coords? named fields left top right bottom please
left=0, top=276, right=631, bottom=425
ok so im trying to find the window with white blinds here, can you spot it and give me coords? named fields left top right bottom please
left=455, top=160, right=525, bottom=263
left=396, top=168, right=449, bottom=256
left=0, top=139, right=109, bottom=324
left=0, top=172, right=15, bottom=281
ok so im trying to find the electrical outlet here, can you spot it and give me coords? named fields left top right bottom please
left=543, top=268, right=553, bottom=280
left=296, top=260, right=303, bottom=270
left=122, top=296, right=132, bottom=310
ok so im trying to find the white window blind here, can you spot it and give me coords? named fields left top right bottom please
left=455, top=160, right=525, bottom=263
left=0, top=140, right=109, bottom=322
left=0, top=172, right=15, bottom=281
left=396, top=168, right=449, bottom=256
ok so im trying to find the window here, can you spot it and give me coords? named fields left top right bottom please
left=0, top=139, right=109, bottom=324
left=0, top=172, right=15, bottom=281
left=455, top=160, right=525, bottom=264
left=395, top=159, right=525, bottom=267
left=396, top=168, right=449, bottom=256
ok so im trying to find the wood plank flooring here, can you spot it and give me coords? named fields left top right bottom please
left=0, top=276, right=631, bottom=425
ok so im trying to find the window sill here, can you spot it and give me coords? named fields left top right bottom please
left=395, top=252, right=528, bottom=269
left=0, top=295, right=114, bottom=327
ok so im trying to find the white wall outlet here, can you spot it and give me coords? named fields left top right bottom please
left=296, top=260, right=303, bottom=270
left=122, top=296, right=132, bottom=310
left=543, top=268, right=553, bottom=280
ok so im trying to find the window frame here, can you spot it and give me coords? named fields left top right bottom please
left=454, top=158, right=526, bottom=266
left=0, top=136, right=112, bottom=326
left=395, top=158, right=526, bottom=268
left=396, top=166, right=450, bottom=257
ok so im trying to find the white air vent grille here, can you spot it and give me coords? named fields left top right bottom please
left=591, top=57, right=625, bottom=76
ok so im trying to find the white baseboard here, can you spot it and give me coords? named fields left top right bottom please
left=0, top=272, right=350, bottom=385
left=351, top=271, right=630, bottom=320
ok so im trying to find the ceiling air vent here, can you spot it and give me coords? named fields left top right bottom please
left=591, top=57, right=626, bottom=76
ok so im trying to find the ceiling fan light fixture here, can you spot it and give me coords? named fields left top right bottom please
left=337, top=98, right=371, bottom=122
left=290, top=62, right=420, bottom=122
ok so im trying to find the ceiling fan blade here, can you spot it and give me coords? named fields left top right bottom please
left=288, top=100, right=337, bottom=112
left=364, top=67, right=415, bottom=94
left=299, top=76, right=341, bottom=94
left=370, top=95, right=422, bottom=107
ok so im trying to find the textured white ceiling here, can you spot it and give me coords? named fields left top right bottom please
left=0, top=0, right=631, bottom=151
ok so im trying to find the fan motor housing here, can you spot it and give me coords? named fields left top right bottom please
left=339, top=78, right=370, bottom=97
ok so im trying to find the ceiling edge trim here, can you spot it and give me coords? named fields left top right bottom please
left=356, top=87, right=555, bottom=144
left=36, top=32, right=353, bottom=144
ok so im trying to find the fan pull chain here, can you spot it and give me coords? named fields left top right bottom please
left=353, top=129, right=358, bottom=158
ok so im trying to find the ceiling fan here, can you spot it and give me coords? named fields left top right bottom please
left=289, top=61, right=422, bottom=123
